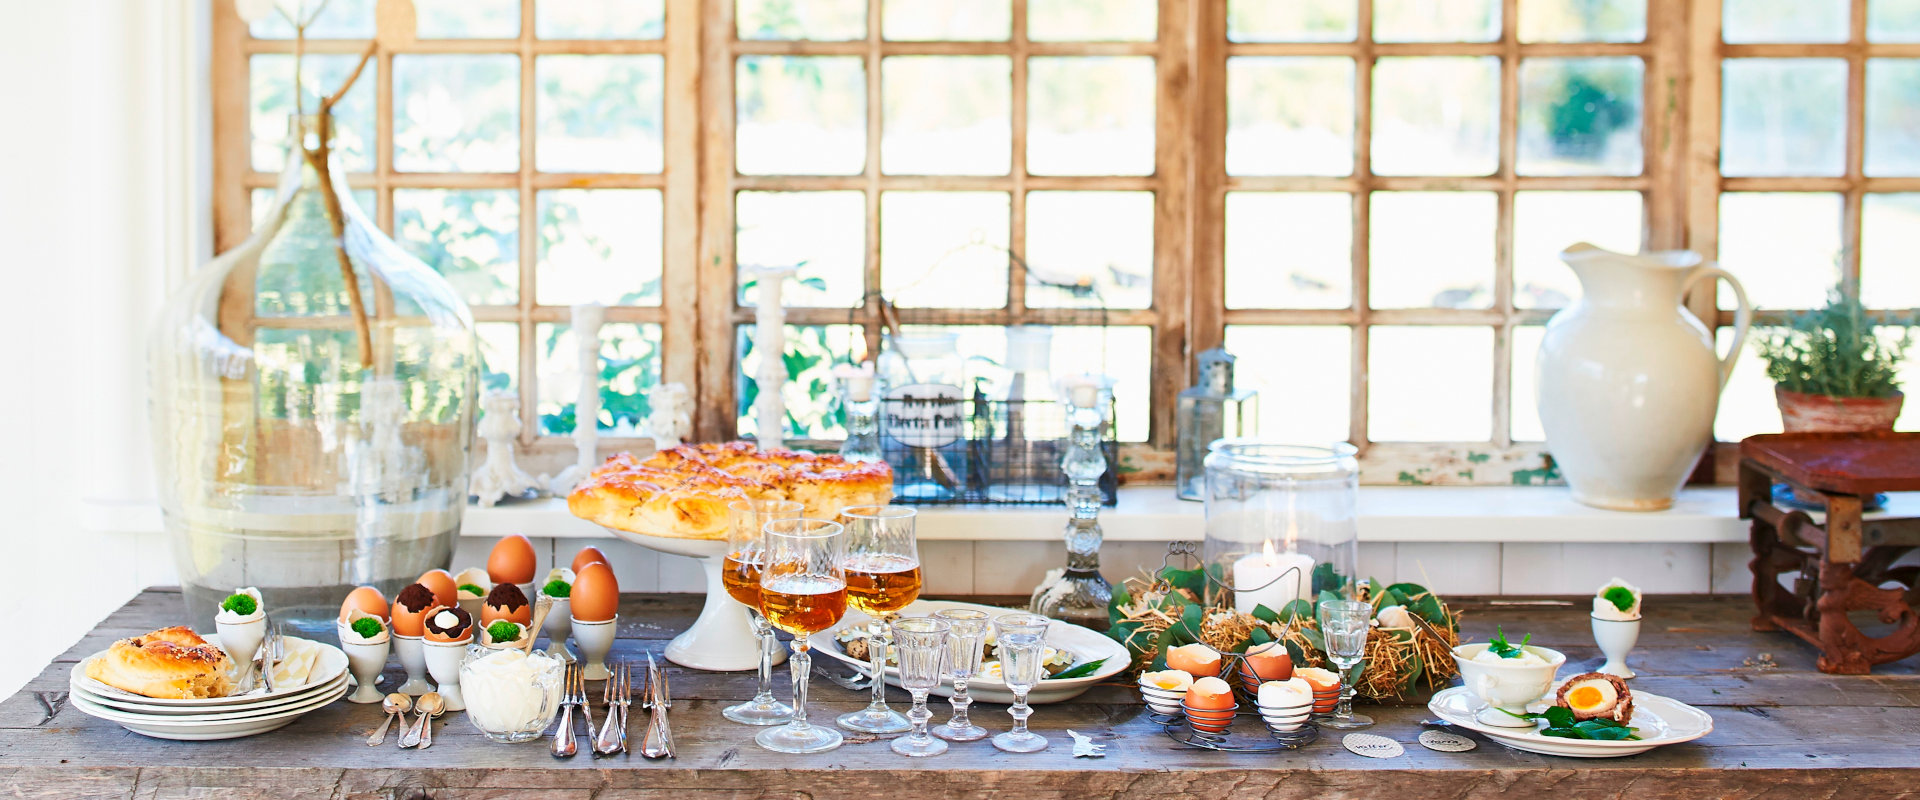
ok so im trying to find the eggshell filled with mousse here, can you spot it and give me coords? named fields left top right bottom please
left=391, top=582, right=439, bottom=637
left=489, top=535, right=538, bottom=586
left=423, top=606, right=475, bottom=644
left=339, top=586, right=388, bottom=624
left=1241, top=641, right=1294, bottom=682
left=1166, top=643, right=1222, bottom=677
left=570, top=562, right=620, bottom=622
left=416, top=569, right=459, bottom=609
left=571, top=546, right=609, bottom=576
left=481, top=582, right=533, bottom=626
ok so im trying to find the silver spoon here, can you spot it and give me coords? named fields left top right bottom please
left=416, top=692, right=446, bottom=750
left=399, top=692, right=441, bottom=748
left=367, top=694, right=410, bottom=747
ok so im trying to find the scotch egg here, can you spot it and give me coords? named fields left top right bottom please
left=1555, top=672, right=1633, bottom=723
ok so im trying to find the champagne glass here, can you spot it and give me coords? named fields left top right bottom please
left=931, top=607, right=991, bottom=742
left=990, top=612, right=1050, bottom=753
left=755, top=518, right=851, bottom=754
left=722, top=498, right=803, bottom=725
left=889, top=616, right=951, bottom=757
left=1317, top=599, right=1374, bottom=729
left=836, top=506, right=922, bottom=735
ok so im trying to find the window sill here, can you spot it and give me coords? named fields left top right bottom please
left=75, top=484, right=1853, bottom=544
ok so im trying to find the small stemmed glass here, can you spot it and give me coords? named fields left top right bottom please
left=722, top=498, right=803, bottom=726
left=837, top=506, right=922, bottom=735
left=931, top=608, right=991, bottom=742
left=991, top=612, right=1050, bottom=753
left=889, top=616, right=951, bottom=757
left=754, top=518, right=851, bottom=755
left=1317, top=599, right=1375, bottom=729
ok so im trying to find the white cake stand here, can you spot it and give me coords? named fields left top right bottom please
left=596, top=527, right=787, bottom=672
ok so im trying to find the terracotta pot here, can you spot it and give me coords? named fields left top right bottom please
left=1775, top=387, right=1904, bottom=433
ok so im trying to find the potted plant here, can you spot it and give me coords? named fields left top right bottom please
left=1754, top=290, right=1913, bottom=432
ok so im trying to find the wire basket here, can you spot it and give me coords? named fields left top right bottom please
left=880, top=397, right=1118, bottom=506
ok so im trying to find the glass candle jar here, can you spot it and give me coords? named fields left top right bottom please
left=459, top=646, right=565, bottom=743
left=1201, top=441, right=1360, bottom=614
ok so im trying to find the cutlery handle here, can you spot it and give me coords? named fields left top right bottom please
left=594, top=705, right=622, bottom=755
left=551, top=704, right=577, bottom=758
left=642, top=705, right=670, bottom=758
left=419, top=714, right=435, bottom=749
left=397, top=712, right=426, bottom=748
left=366, top=712, right=396, bottom=747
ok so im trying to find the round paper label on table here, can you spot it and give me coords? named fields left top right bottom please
left=1343, top=733, right=1405, bottom=759
left=1418, top=729, right=1477, bottom=752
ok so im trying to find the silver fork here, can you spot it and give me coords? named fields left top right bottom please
left=593, top=662, right=623, bottom=756
left=260, top=627, right=283, bottom=693
left=551, top=663, right=582, bottom=758
left=613, top=662, right=633, bottom=753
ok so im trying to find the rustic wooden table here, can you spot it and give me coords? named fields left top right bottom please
left=7, top=590, right=1918, bottom=798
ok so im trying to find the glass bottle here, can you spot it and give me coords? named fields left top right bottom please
left=1176, top=348, right=1258, bottom=501
left=878, top=332, right=966, bottom=501
left=1028, top=379, right=1113, bottom=630
left=837, top=362, right=882, bottom=463
left=149, top=113, right=477, bottom=635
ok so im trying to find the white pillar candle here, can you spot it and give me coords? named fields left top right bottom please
left=1232, top=542, right=1314, bottom=614
left=570, top=303, right=605, bottom=471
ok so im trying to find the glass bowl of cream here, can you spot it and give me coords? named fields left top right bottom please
left=459, top=646, right=565, bottom=743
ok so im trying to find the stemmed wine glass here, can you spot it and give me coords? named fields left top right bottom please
left=889, top=616, right=951, bottom=757
left=1317, top=599, right=1375, bottom=729
left=836, top=505, right=922, bottom=735
left=722, top=498, right=803, bottom=725
left=754, top=518, right=851, bottom=754
left=991, top=612, right=1050, bottom=753
left=931, top=607, right=991, bottom=742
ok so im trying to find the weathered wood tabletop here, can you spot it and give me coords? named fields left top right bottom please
left=7, top=590, right=1919, bottom=798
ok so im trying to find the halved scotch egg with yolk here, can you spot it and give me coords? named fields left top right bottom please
left=1554, top=672, right=1633, bottom=723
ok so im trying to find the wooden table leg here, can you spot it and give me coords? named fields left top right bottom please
left=1742, top=461, right=1782, bottom=632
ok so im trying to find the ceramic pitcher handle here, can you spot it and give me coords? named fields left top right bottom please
left=1682, top=265, right=1751, bottom=391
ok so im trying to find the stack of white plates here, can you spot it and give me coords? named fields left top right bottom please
left=68, top=635, right=351, bottom=740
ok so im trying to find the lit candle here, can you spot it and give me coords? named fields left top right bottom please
left=1232, top=540, right=1314, bottom=615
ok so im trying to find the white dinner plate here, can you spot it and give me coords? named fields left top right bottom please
left=809, top=599, right=1131, bottom=705
left=69, top=679, right=350, bottom=741
left=69, top=634, right=348, bottom=708
left=1428, top=685, right=1713, bottom=758
left=71, top=672, right=348, bottom=717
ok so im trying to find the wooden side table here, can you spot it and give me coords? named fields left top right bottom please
left=1741, top=432, right=1920, bottom=674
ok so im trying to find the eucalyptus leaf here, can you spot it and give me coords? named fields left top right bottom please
left=1278, top=599, right=1316, bottom=622
left=1252, top=604, right=1281, bottom=624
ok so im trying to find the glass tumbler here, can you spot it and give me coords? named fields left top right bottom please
left=889, top=616, right=952, bottom=757
left=1317, top=598, right=1375, bottom=729
left=991, top=612, right=1051, bottom=753
left=931, top=608, right=991, bottom=742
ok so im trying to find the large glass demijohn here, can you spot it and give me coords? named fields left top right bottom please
left=149, top=112, right=477, bottom=634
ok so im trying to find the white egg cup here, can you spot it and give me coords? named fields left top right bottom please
left=338, top=627, right=392, bottom=704
left=214, top=616, right=266, bottom=690
left=541, top=595, right=574, bottom=662
left=1592, top=615, right=1640, bottom=679
left=423, top=638, right=472, bottom=711
left=1451, top=643, right=1566, bottom=728
left=571, top=616, right=616, bottom=680
left=391, top=634, right=435, bottom=695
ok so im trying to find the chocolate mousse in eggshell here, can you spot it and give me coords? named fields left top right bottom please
left=391, top=582, right=438, bottom=637
left=482, top=583, right=533, bottom=626
left=424, top=606, right=475, bottom=644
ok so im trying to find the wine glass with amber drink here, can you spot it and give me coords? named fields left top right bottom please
left=722, top=498, right=802, bottom=726
left=755, top=518, right=851, bottom=754
left=836, top=505, right=923, bottom=734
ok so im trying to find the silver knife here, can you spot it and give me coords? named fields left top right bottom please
left=642, top=654, right=673, bottom=759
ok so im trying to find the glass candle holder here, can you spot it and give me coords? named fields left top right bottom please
left=1201, top=441, right=1360, bottom=615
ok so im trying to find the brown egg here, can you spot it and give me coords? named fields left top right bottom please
left=570, top=562, right=620, bottom=622
left=1183, top=676, right=1237, bottom=734
left=1242, top=641, right=1294, bottom=682
left=391, top=583, right=438, bottom=637
left=416, top=569, right=458, bottom=609
left=1166, top=643, right=1222, bottom=677
left=481, top=583, right=533, bottom=626
left=339, top=586, right=388, bottom=624
left=571, top=546, right=609, bottom=576
left=488, top=535, right=538, bottom=584
left=422, top=605, right=474, bottom=644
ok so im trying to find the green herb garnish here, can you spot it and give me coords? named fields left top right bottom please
left=351, top=617, right=385, bottom=639
left=1050, top=657, right=1108, bottom=680
left=1498, top=706, right=1641, bottom=740
left=542, top=579, right=572, bottom=598
left=1602, top=586, right=1636, bottom=612
left=486, top=621, right=523, bottom=642
left=1487, top=627, right=1531, bottom=659
left=221, top=593, right=258, bottom=616
left=458, top=583, right=485, bottom=596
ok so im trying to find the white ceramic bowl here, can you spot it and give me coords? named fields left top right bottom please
left=1451, top=642, right=1566, bottom=723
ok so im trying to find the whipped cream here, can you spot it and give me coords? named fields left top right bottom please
left=461, top=648, right=564, bottom=736
left=215, top=587, right=264, bottom=624
left=1593, top=577, right=1643, bottom=620
left=1473, top=647, right=1547, bottom=666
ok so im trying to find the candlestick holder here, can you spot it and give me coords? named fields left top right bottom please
left=1199, top=441, right=1360, bottom=616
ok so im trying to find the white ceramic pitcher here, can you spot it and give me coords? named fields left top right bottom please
left=1537, top=243, right=1752, bottom=511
